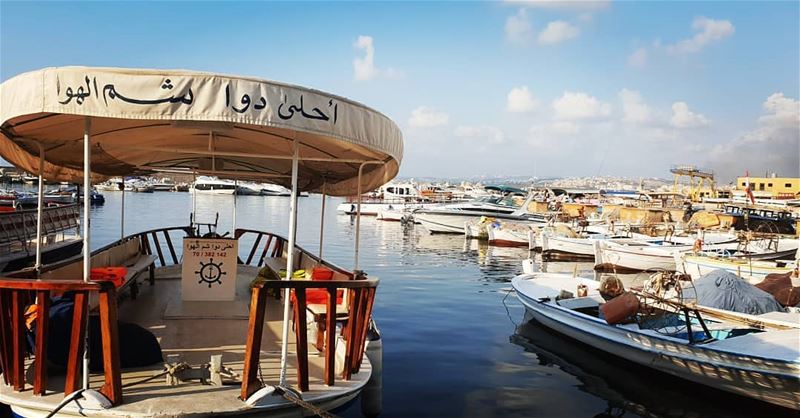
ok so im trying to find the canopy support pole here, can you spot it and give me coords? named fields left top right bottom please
left=34, top=142, right=45, bottom=278
left=192, top=172, right=197, bottom=231
left=120, top=180, right=125, bottom=239
left=233, top=180, right=237, bottom=232
left=279, top=139, right=299, bottom=386
left=318, top=182, right=326, bottom=261
left=354, top=166, right=364, bottom=273
left=82, top=117, right=92, bottom=390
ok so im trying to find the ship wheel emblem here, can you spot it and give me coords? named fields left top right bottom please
left=195, top=258, right=226, bottom=288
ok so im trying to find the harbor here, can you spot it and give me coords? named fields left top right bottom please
left=1, top=2, right=799, bottom=418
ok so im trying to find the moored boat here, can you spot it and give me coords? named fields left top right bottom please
left=0, top=66, right=402, bottom=417
left=512, top=272, right=800, bottom=409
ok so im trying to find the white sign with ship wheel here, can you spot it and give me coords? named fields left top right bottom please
left=181, top=238, right=238, bottom=301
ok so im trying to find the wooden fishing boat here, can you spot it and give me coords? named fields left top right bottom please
left=0, top=66, right=402, bottom=417
left=512, top=272, right=800, bottom=409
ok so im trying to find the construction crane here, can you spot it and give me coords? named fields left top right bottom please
left=670, top=164, right=717, bottom=201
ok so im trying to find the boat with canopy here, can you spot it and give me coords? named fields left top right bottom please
left=0, top=66, right=402, bottom=417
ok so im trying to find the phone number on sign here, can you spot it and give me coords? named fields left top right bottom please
left=191, top=251, right=229, bottom=258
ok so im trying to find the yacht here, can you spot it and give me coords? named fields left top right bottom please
left=414, top=193, right=545, bottom=234
left=190, top=176, right=237, bottom=194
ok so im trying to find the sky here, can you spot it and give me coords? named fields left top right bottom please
left=1, top=1, right=798, bottom=183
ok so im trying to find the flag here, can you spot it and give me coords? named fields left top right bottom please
left=744, top=170, right=755, bottom=204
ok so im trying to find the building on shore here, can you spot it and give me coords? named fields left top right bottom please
left=735, top=175, right=799, bottom=200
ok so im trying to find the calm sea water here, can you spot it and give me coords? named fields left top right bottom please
left=78, top=192, right=792, bottom=418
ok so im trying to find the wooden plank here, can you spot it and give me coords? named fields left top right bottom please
left=0, top=279, right=101, bottom=291
left=343, top=289, right=362, bottom=380
left=240, top=286, right=267, bottom=400
left=293, top=289, right=309, bottom=392
left=246, top=233, right=262, bottom=265
left=354, top=287, right=377, bottom=373
left=98, top=285, right=122, bottom=405
left=151, top=232, right=166, bottom=266
left=163, top=230, right=178, bottom=265
left=254, top=279, right=379, bottom=290
left=33, top=290, right=51, bottom=395
left=65, top=291, right=88, bottom=395
left=349, top=289, right=369, bottom=374
left=324, top=288, right=336, bottom=386
left=11, top=290, right=24, bottom=391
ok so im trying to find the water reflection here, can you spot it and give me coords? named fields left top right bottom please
left=510, top=313, right=796, bottom=418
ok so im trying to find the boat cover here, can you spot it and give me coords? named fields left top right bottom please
left=0, top=67, right=403, bottom=196
left=691, top=269, right=784, bottom=315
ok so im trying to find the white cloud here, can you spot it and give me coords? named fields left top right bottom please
left=506, top=86, right=538, bottom=112
left=408, top=106, right=449, bottom=128
left=538, top=20, right=580, bottom=45
left=454, top=125, right=507, bottom=145
left=706, top=93, right=799, bottom=181
left=667, top=17, right=735, bottom=54
left=619, top=89, right=651, bottom=124
left=353, top=35, right=403, bottom=81
left=552, top=91, right=611, bottom=120
left=670, top=102, right=709, bottom=128
left=506, top=0, right=610, bottom=11
left=627, top=47, right=647, bottom=68
left=759, top=93, right=800, bottom=128
left=505, top=8, right=533, bottom=44
left=353, top=35, right=378, bottom=81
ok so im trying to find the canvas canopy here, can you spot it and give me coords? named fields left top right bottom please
left=0, top=67, right=403, bottom=196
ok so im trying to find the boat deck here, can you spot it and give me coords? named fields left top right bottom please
left=1, top=264, right=370, bottom=417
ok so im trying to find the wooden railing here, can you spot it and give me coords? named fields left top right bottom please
left=0, top=225, right=378, bottom=409
left=0, top=279, right=122, bottom=405
left=241, top=278, right=378, bottom=400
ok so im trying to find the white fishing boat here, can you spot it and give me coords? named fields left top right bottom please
left=512, top=272, right=800, bottom=409
left=376, top=207, right=412, bottom=222
left=0, top=66, right=402, bottom=417
left=593, top=240, right=686, bottom=272
left=593, top=232, right=743, bottom=272
left=676, top=251, right=799, bottom=284
left=486, top=219, right=540, bottom=247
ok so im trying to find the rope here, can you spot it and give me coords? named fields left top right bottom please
left=121, top=362, right=190, bottom=389
left=44, top=389, right=85, bottom=418
left=274, top=385, right=340, bottom=418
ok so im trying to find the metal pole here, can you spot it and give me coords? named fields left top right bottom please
left=120, top=180, right=125, bottom=239
left=192, top=172, right=197, bottom=224
left=279, top=139, right=299, bottom=386
left=318, top=182, right=326, bottom=260
left=233, top=180, right=237, bottom=232
left=34, top=143, right=45, bottom=277
left=354, top=164, right=365, bottom=272
left=82, top=117, right=91, bottom=390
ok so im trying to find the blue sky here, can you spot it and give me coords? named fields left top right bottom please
left=1, top=1, right=798, bottom=182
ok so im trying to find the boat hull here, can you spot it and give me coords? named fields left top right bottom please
left=487, top=223, right=533, bottom=247
left=512, top=274, right=800, bottom=409
left=678, top=254, right=796, bottom=284
left=541, top=234, right=596, bottom=259
left=593, top=241, right=677, bottom=271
